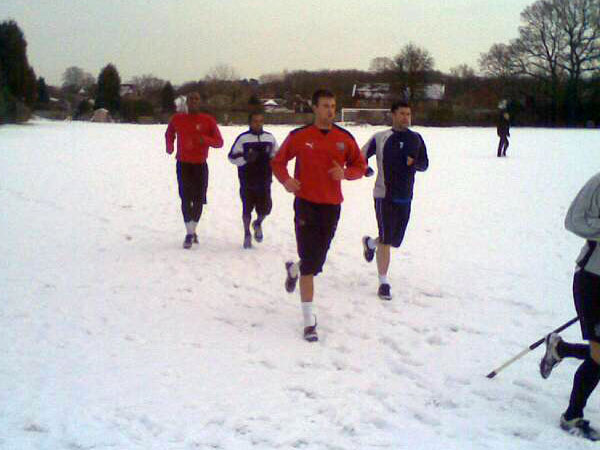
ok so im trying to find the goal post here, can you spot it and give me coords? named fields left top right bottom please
left=340, top=108, right=391, bottom=125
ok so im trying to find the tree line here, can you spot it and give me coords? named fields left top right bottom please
left=1, top=0, right=598, bottom=126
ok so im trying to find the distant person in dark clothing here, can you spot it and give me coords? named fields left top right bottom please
left=497, top=112, right=510, bottom=157
left=228, top=112, right=279, bottom=249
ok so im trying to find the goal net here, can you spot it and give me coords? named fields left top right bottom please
left=340, top=108, right=391, bottom=125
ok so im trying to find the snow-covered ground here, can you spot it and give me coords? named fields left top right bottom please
left=1, top=119, right=599, bottom=449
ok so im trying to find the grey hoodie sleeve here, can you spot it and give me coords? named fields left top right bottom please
left=565, top=172, right=600, bottom=241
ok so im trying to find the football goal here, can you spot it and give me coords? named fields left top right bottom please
left=340, top=108, right=391, bottom=125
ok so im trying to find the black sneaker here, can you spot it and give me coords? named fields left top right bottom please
left=303, top=316, right=318, bottom=342
left=560, top=415, right=600, bottom=441
left=192, top=233, right=199, bottom=244
left=378, top=283, right=392, bottom=300
left=285, top=261, right=299, bottom=293
left=540, top=333, right=563, bottom=379
left=362, top=236, right=375, bottom=263
left=243, top=234, right=252, bottom=249
left=252, top=220, right=263, bottom=243
left=183, top=234, right=193, bottom=249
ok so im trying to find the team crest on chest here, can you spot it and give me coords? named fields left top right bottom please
left=336, top=142, right=345, bottom=151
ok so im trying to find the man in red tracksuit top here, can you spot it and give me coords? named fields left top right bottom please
left=271, top=89, right=366, bottom=342
left=165, top=92, right=223, bottom=249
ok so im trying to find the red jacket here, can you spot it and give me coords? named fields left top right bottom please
left=165, top=113, right=223, bottom=163
left=271, top=124, right=366, bottom=205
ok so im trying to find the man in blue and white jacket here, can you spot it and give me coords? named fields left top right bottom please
left=228, top=111, right=279, bottom=248
left=361, top=100, right=429, bottom=300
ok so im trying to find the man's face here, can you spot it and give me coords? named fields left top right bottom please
left=186, top=93, right=201, bottom=113
left=392, top=107, right=411, bottom=129
left=250, top=114, right=264, bottom=133
left=313, top=96, right=336, bottom=126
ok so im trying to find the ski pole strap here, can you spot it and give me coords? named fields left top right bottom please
left=578, top=240, right=598, bottom=271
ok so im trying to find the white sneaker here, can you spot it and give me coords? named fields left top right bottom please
left=540, top=333, right=563, bottom=379
left=560, top=414, right=600, bottom=441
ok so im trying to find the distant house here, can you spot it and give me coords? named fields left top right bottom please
left=352, top=83, right=392, bottom=106
left=262, top=98, right=293, bottom=113
left=120, top=84, right=139, bottom=98
left=262, top=99, right=279, bottom=111
left=90, top=108, right=112, bottom=122
left=424, top=84, right=445, bottom=101
left=293, top=95, right=311, bottom=113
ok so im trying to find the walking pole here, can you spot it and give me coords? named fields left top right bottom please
left=486, top=316, right=579, bottom=379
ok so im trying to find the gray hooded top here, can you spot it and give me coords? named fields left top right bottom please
left=565, top=172, right=600, bottom=276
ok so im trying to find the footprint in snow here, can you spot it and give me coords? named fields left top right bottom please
left=287, top=386, right=317, bottom=399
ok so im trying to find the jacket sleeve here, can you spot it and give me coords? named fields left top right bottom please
left=565, top=174, right=600, bottom=240
left=361, top=135, right=376, bottom=161
left=270, top=133, right=296, bottom=184
left=415, top=134, right=429, bottom=172
left=344, top=137, right=367, bottom=180
left=203, top=119, right=224, bottom=148
left=165, top=119, right=176, bottom=153
left=228, top=135, right=246, bottom=166
left=269, top=134, right=279, bottom=159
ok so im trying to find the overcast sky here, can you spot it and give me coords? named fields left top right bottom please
left=3, top=0, right=533, bottom=86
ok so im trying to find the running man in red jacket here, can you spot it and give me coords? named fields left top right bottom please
left=271, top=89, right=366, bottom=342
left=165, top=92, right=223, bottom=248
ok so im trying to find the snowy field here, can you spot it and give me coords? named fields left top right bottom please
left=1, top=119, right=599, bottom=450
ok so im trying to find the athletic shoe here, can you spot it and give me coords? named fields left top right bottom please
left=540, top=333, right=563, bottom=379
left=560, top=415, right=600, bottom=441
left=243, top=234, right=252, bottom=249
left=183, top=234, right=194, bottom=249
left=192, top=233, right=199, bottom=244
left=362, top=236, right=375, bottom=262
left=285, top=261, right=299, bottom=293
left=378, top=283, right=392, bottom=300
left=252, top=220, right=263, bottom=243
left=303, top=316, right=318, bottom=342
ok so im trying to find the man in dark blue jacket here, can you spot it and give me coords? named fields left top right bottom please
left=497, top=112, right=510, bottom=157
left=228, top=112, right=279, bottom=248
left=361, top=100, right=429, bottom=300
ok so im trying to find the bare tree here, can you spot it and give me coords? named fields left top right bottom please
left=258, top=72, right=285, bottom=84
left=481, top=0, right=600, bottom=123
left=394, top=42, right=435, bottom=100
left=511, top=0, right=566, bottom=122
left=62, top=66, right=94, bottom=92
left=369, top=57, right=395, bottom=73
left=394, top=43, right=434, bottom=74
left=554, top=0, right=600, bottom=121
left=449, top=64, right=476, bottom=78
left=129, top=74, right=165, bottom=95
left=204, top=64, right=239, bottom=81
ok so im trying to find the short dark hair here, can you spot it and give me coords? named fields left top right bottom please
left=312, top=89, right=335, bottom=106
left=391, top=100, right=410, bottom=113
left=248, top=110, right=264, bottom=123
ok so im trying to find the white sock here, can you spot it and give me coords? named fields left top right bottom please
left=185, top=222, right=194, bottom=235
left=301, top=302, right=315, bottom=327
left=378, top=274, right=389, bottom=285
left=367, top=237, right=378, bottom=250
left=190, top=221, right=198, bottom=233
